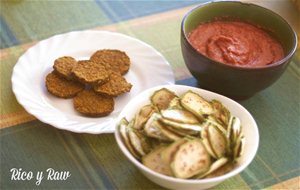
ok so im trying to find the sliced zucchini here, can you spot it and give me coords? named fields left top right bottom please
left=119, top=117, right=129, bottom=126
left=226, top=116, right=233, bottom=144
left=148, top=138, right=162, bottom=149
left=128, top=129, right=147, bottom=156
left=160, top=124, right=182, bottom=141
left=168, top=97, right=183, bottom=109
left=211, top=99, right=231, bottom=126
left=135, top=131, right=152, bottom=154
left=142, top=145, right=173, bottom=176
left=133, top=104, right=155, bottom=130
left=207, top=124, right=227, bottom=158
left=204, top=162, right=235, bottom=179
left=161, top=109, right=199, bottom=124
left=233, top=134, right=245, bottom=160
left=206, top=116, right=227, bottom=135
left=127, top=117, right=135, bottom=128
left=150, top=88, right=177, bottom=110
left=160, top=118, right=202, bottom=132
left=201, top=125, right=218, bottom=159
left=143, top=113, right=172, bottom=141
left=228, top=116, right=242, bottom=144
left=118, top=118, right=141, bottom=159
left=195, top=157, right=228, bottom=179
left=238, top=136, right=245, bottom=158
left=128, top=129, right=152, bottom=156
left=180, top=91, right=213, bottom=120
left=171, top=139, right=211, bottom=179
left=164, top=124, right=199, bottom=136
left=161, top=138, right=187, bottom=166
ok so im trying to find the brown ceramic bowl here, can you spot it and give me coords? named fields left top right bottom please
left=181, top=1, right=297, bottom=100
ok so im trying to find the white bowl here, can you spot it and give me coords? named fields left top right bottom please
left=114, top=85, right=259, bottom=190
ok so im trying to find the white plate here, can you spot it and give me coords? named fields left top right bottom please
left=12, top=30, right=175, bottom=134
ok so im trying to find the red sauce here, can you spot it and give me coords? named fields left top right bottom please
left=188, top=21, right=284, bottom=67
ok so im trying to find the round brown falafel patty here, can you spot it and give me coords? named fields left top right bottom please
left=72, top=60, right=109, bottom=85
left=94, top=72, right=132, bottom=97
left=73, top=89, right=114, bottom=117
left=45, top=72, right=85, bottom=98
left=53, top=56, right=77, bottom=80
left=90, top=49, right=130, bottom=75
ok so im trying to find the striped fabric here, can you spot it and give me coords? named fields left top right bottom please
left=1, top=1, right=299, bottom=189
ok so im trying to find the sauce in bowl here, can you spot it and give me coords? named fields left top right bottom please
left=188, top=20, right=284, bottom=67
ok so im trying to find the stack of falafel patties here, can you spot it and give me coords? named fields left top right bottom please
left=45, top=50, right=132, bottom=117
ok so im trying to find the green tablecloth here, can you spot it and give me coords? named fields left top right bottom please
left=1, top=1, right=299, bottom=189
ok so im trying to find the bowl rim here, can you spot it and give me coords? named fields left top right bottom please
left=114, top=84, right=259, bottom=185
left=181, top=0, right=298, bottom=71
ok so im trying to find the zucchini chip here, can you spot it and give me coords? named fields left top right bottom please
left=168, top=97, right=183, bottom=109
left=133, top=104, right=155, bottom=130
left=160, top=118, right=203, bottom=132
left=201, top=125, right=218, bottom=159
left=204, top=162, right=235, bottom=179
left=119, top=118, right=141, bottom=159
left=151, top=88, right=177, bottom=110
left=142, top=146, right=173, bottom=176
left=207, top=124, right=228, bottom=158
left=211, top=99, right=231, bottom=126
left=160, top=124, right=182, bottom=141
left=164, top=124, right=199, bottom=136
left=180, top=91, right=213, bottom=120
left=161, top=138, right=187, bottom=166
left=161, top=109, right=199, bottom=124
left=143, top=113, right=173, bottom=141
left=128, top=129, right=152, bottom=156
left=195, top=157, right=228, bottom=179
left=171, top=139, right=211, bottom=179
